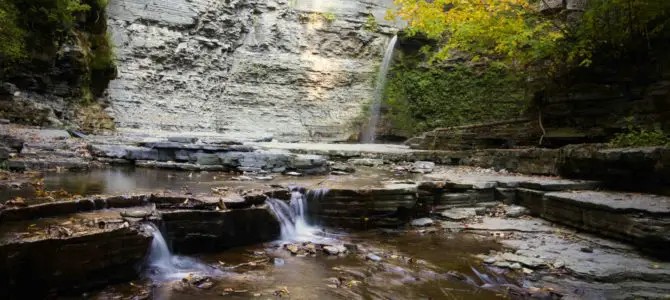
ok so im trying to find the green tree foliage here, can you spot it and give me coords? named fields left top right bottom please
left=387, top=0, right=563, bottom=75
left=0, top=0, right=25, bottom=62
left=0, top=0, right=92, bottom=64
left=387, top=0, right=670, bottom=78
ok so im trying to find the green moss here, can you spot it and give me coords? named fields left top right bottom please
left=320, top=12, right=336, bottom=23
left=363, top=15, right=380, bottom=32
left=383, top=63, right=525, bottom=135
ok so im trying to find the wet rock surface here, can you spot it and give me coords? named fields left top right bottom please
left=0, top=223, right=152, bottom=298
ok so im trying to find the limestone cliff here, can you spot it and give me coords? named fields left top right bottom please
left=106, top=0, right=396, bottom=142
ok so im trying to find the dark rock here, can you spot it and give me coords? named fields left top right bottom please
left=0, top=226, right=152, bottom=299
left=1, top=201, right=80, bottom=221
left=0, top=146, right=10, bottom=161
left=161, top=207, right=280, bottom=253
left=0, top=134, right=24, bottom=152
left=331, top=163, right=355, bottom=173
left=558, top=145, right=670, bottom=194
left=67, top=129, right=88, bottom=139
left=580, top=247, right=594, bottom=253
left=168, top=136, right=200, bottom=144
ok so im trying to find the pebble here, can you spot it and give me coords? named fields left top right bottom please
left=273, top=258, right=285, bottom=266
left=580, top=247, right=594, bottom=253
left=0, top=118, right=9, bottom=124
left=324, top=245, right=346, bottom=255
left=285, top=172, right=302, bottom=176
left=509, top=262, right=522, bottom=269
left=366, top=253, right=382, bottom=262
left=410, top=217, right=434, bottom=227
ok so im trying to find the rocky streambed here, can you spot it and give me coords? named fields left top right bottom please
left=2, top=126, right=670, bottom=299
left=0, top=162, right=669, bottom=299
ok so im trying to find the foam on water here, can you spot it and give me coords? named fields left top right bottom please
left=267, top=188, right=330, bottom=242
left=144, top=223, right=222, bottom=281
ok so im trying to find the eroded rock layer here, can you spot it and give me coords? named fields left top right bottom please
left=106, top=0, right=395, bottom=141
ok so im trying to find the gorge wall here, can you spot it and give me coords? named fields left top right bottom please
left=106, top=0, right=396, bottom=142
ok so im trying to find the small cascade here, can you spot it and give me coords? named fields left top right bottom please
left=144, top=223, right=221, bottom=281
left=360, top=35, right=398, bottom=143
left=266, top=188, right=329, bottom=241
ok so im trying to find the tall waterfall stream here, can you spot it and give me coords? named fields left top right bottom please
left=360, top=35, right=398, bottom=143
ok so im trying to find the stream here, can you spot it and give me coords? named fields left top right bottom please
left=7, top=168, right=523, bottom=299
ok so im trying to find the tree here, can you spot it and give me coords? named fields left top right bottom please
left=387, top=0, right=670, bottom=79
left=387, top=0, right=564, bottom=75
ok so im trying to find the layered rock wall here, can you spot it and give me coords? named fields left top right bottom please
left=106, top=0, right=396, bottom=142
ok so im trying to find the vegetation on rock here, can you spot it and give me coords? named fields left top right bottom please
left=608, top=119, right=669, bottom=148
left=363, top=15, right=380, bottom=32
left=384, top=61, right=524, bottom=135
left=0, top=0, right=116, bottom=131
left=384, top=0, right=670, bottom=138
left=387, top=0, right=670, bottom=78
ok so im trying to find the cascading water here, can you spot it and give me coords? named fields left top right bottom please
left=143, top=223, right=222, bottom=281
left=266, top=188, right=329, bottom=241
left=360, top=35, right=398, bottom=143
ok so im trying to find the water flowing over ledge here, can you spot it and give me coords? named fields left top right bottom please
left=361, top=35, right=398, bottom=143
left=144, top=223, right=223, bottom=282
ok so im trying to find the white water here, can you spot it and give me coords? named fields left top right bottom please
left=360, top=35, right=398, bottom=143
left=144, top=223, right=222, bottom=281
left=266, top=188, right=329, bottom=242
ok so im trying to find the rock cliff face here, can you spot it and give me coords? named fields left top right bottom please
left=106, top=0, right=396, bottom=142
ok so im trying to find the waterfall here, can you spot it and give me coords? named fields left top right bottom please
left=267, top=188, right=329, bottom=241
left=360, top=35, right=398, bottom=143
left=144, top=223, right=221, bottom=281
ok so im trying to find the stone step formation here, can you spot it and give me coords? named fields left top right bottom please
left=2, top=123, right=670, bottom=299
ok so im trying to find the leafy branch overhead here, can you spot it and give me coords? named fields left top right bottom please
left=386, top=0, right=670, bottom=77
